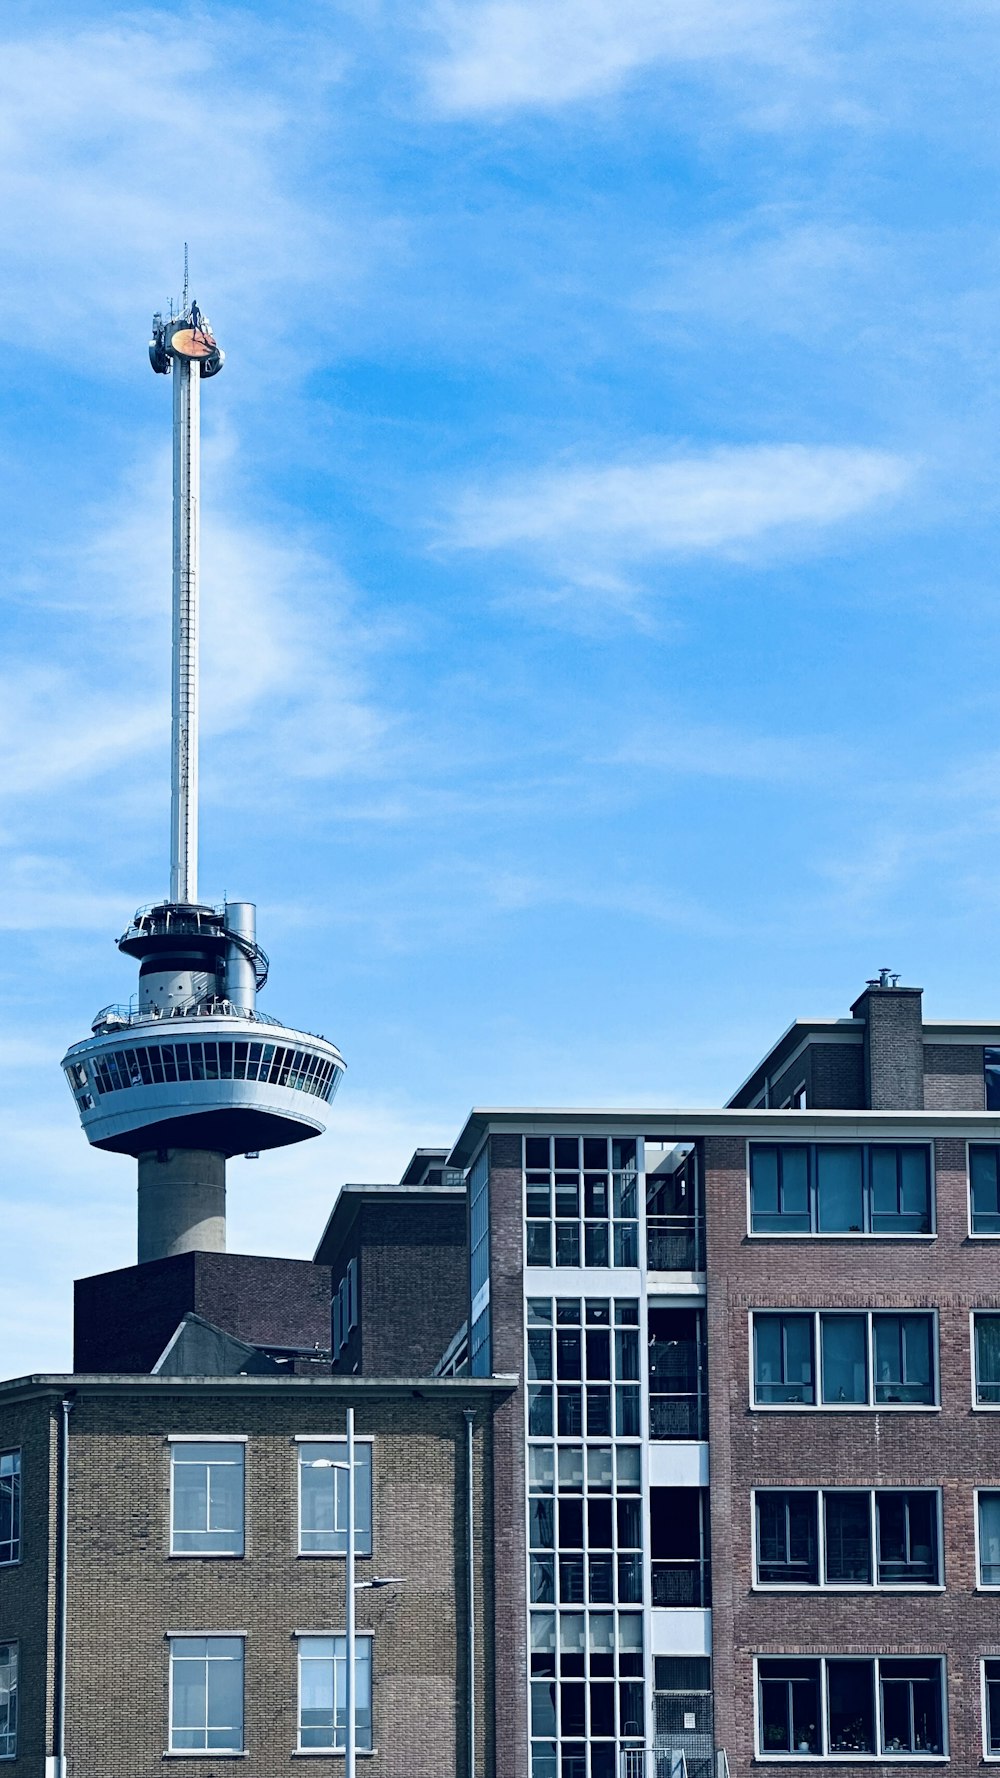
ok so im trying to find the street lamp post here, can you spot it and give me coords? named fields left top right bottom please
left=345, top=1405, right=356, bottom=1778
left=309, top=1418, right=404, bottom=1775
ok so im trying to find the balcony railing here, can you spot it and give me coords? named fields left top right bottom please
left=648, top=1392, right=708, bottom=1440
left=646, top=1216, right=705, bottom=1273
left=651, top=1558, right=712, bottom=1607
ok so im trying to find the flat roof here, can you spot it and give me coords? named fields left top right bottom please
left=313, top=1180, right=466, bottom=1266
left=446, top=1104, right=1000, bottom=1168
left=0, top=1372, right=515, bottom=1403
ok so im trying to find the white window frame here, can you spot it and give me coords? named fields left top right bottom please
left=0, top=1641, right=17, bottom=1761
left=749, top=1310, right=940, bottom=1412
left=965, top=1139, right=1000, bottom=1239
left=0, top=1450, right=21, bottom=1568
left=168, top=1436, right=246, bottom=1559
left=974, top=1487, right=1000, bottom=1589
left=982, top=1656, right=1000, bottom=1760
left=745, top=1140, right=937, bottom=1240
left=754, top=1653, right=949, bottom=1761
left=751, top=1487, right=943, bottom=1592
left=166, top=1632, right=246, bottom=1757
left=970, top=1310, right=1000, bottom=1410
left=295, top=1436, right=374, bottom=1558
left=294, top=1630, right=374, bottom=1754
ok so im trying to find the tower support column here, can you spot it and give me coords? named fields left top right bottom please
left=137, top=1149, right=226, bottom=1262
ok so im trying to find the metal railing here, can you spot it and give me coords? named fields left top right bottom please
left=89, top=998, right=293, bottom=1035
left=648, top=1390, right=709, bottom=1440
left=651, top=1557, right=712, bottom=1607
left=646, top=1215, right=705, bottom=1273
left=621, top=1750, right=688, bottom=1777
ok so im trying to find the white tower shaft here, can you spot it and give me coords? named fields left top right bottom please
left=170, top=354, right=200, bottom=904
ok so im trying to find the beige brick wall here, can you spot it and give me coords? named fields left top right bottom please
left=0, top=1381, right=501, bottom=1778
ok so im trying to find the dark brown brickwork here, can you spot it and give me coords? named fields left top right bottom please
left=923, top=1043, right=985, bottom=1111
left=74, top=1253, right=333, bottom=1372
left=704, top=1129, right=1000, bottom=1776
left=0, top=1377, right=508, bottom=1778
left=357, top=1199, right=468, bottom=1378
left=0, top=1397, right=58, bottom=1774
left=486, top=1134, right=528, bottom=1778
left=770, top=1042, right=865, bottom=1112
left=851, top=986, right=925, bottom=1110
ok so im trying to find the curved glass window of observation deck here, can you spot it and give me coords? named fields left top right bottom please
left=66, top=1039, right=341, bottom=1104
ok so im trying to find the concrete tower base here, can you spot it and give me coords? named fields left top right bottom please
left=137, top=1149, right=226, bottom=1263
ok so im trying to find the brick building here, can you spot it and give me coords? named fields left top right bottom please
left=0, top=1370, right=509, bottom=1778
left=8, top=973, right=1000, bottom=1775
left=320, top=975, right=1000, bottom=1776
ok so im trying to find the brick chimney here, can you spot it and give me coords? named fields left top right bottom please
left=850, top=971, right=924, bottom=1110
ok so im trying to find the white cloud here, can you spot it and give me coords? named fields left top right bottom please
left=422, top=0, right=814, bottom=114
left=443, top=445, right=911, bottom=570
left=0, top=19, right=362, bottom=368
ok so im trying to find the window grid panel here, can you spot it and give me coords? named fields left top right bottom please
left=170, top=1443, right=244, bottom=1557
left=524, top=1136, right=640, bottom=1272
left=169, top=1637, right=244, bottom=1753
left=0, top=1453, right=20, bottom=1567
left=757, top=1655, right=946, bottom=1759
left=298, top=1442, right=373, bottom=1556
left=91, top=1039, right=338, bottom=1101
left=975, top=1314, right=1000, bottom=1406
left=526, top=1295, right=645, bottom=1778
left=0, top=1644, right=16, bottom=1760
left=298, top=1635, right=373, bottom=1752
left=748, top=1143, right=933, bottom=1238
left=984, top=1659, right=1000, bottom=1757
left=752, top=1311, right=938, bottom=1410
left=754, top=1490, right=941, bottom=1591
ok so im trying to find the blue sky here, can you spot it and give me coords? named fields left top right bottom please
left=3, top=0, right=1000, bottom=1373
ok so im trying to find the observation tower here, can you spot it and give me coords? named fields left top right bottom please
left=61, top=291, right=345, bottom=1263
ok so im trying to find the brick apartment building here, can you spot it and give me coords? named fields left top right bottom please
left=317, top=976, right=1000, bottom=1776
left=6, top=974, right=1000, bottom=1775
left=0, top=1247, right=510, bottom=1778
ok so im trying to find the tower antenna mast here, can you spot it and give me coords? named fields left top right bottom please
left=61, top=281, right=344, bottom=1266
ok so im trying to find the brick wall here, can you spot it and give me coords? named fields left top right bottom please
left=75, top=1253, right=333, bottom=1372
left=487, top=1134, right=528, bottom=1778
left=853, top=988, right=924, bottom=1110
left=0, top=1397, right=58, bottom=1773
left=704, top=1130, right=1000, bottom=1776
left=0, top=1381, right=506, bottom=1778
left=923, top=1043, right=984, bottom=1111
left=357, top=1200, right=468, bottom=1378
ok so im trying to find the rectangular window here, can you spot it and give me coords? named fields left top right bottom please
left=975, top=1314, right=1000, bottom=1405
left=979, top=1493, right=1000, bottom=1586
left=170, top=1442, right=244, bottom=1556
left=754, top=1490, right=939, bottom=1589
left=753, top=1312, right=936, bottom=1409
left=298, top=1441, right=373, bottom=1555
left=755, top=1493, right=818, bottom=1585
left=985, top=1659, right=1000, bottom=1756
left=757, top=1656, right=946, bottom=1758
left=873, top=1314, right=933, bottom=1405
left=525, top=1134, right=639, bottom=1270
left=298, top=1635, right=373, bottom=1752
left=753, top=1314, right=814, bottom=1404
left=749, top=1144, right=932, bottom=1236
left=0, top=1645, right=16, bottom=1760
left=0, top=1453, right=20, bottom=1566
left=971, top=1147, right=1000, bottom=1235
left=169, top=1636, right=244, bottom=1752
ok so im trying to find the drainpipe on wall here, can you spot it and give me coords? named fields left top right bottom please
left=463, top=1408, right=476, bottom=1778
left=46, top=1396, right=74, bottom=1778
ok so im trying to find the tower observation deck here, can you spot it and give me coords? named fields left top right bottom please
left=61, top=295, right=344, bottom=1263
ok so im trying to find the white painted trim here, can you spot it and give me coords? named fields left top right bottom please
left=167, top=1433, right=248, bottom=1443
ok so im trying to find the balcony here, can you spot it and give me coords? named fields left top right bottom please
left=649, top=1309, right=708, bottom=1441
left=651, top=1557, right=712, bottom=1607
left=647, top=1214, right=705, bottom=1274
